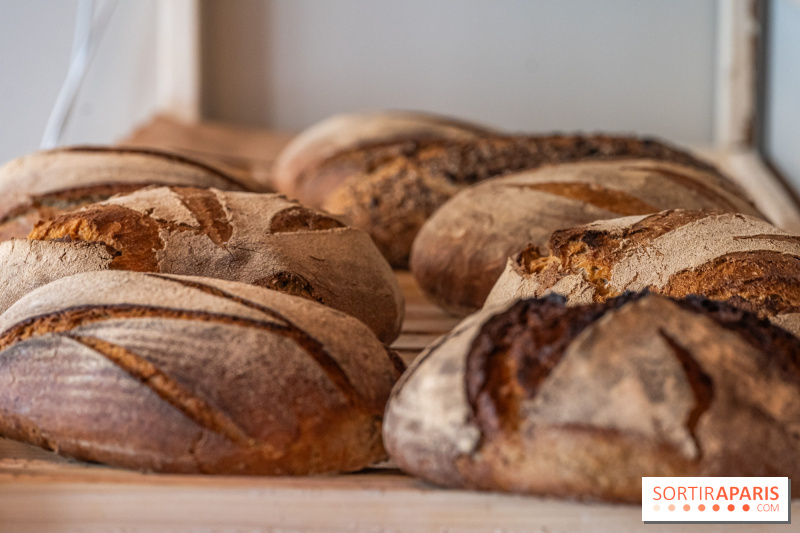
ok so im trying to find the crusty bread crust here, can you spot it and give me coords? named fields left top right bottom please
left=0, top=147, right=251, bottom=241
left=17, top=186, right=404, bottom=343
left=0, top=271, right=403, bottom=475
left=272, top=111, right=495, bottom=203
left=410, top=160, right=763, bottom=315
left=0, top=240, right=116, bottom=314
left=485, top=210, right=800, bottom=336
left=320, top=134, right=743, bottom=268
left=383, top=293, right=800, bottom=501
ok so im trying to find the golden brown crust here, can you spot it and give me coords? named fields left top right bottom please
left=30, top=204, right=164, bottom=272
left=510, top=182, right=659, bottom=216
left=0, top=146, right=250, bottom=241
left=485, top=210, right=800, bottom=337
left=0, top=271, right=402, bottom=475
left=383, top=293, right=800, bottom=501
left=273, top=111, right=495, bottom=203
left=326, top=159, right=459, bottom=267
left=661, top=251, right=800, bottom=315
left=22, top=186, right=404, bottom=343
left=410, top=161, right=762, bottom=315
left=321, top=135, right=748, bottom=268
left=0, top=183, right=151, bottom=242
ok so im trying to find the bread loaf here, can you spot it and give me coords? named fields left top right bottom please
left=13, top=186, right=403, bottom=343
left=0, top=239, right=115, bottom=314
left=272, top=110, right=495, bottom=206
left=320, top=134, right=730, bottom=267
left=0, top=271, right=404, bottom=474
left=410, top=159, right=762, bottom=315
left=0, top=146, right=252, bottom=242
left=383, top=292, right=800, bottom=501
left=485, top=210, right=800, bottom=336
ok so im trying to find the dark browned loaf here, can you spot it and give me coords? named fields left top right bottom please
left=383, top=292, right=800, bottom=502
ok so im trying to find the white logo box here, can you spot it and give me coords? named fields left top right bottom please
left=642, top=477, right=790, bottom=523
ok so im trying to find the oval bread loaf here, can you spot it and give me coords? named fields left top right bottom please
left=272, top=110, right=495, bottom=206
left=410, top=159, right=762, bottom=315
left=486, top=210, right=800, bottom=336
left=383, top=293, right=800, bottom=501
left=0, top=271, right=404, bottom=474
left=0, top=146, right=252, bottom=242
left=320, top=134, right=732, bottom=267
left=14, top=186, right=403, bottom=343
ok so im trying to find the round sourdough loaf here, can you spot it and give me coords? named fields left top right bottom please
left=410, top=159, right=762, bottom=315
left=320, top=134, right=732, bottom=267
left=11, top=186, right=403, bottom=343
left=383, top=293, right=800, bottom=502
left=485, top=210, right=800, bottom=336
left=272, top=110, right=495, bottom=206
left=0, top=146, right=253, bottom=242
left=0, top=271, right=404, bottom=474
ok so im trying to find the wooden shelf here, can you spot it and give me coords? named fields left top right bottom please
left=1, top=273, right=796, bottom=532
left=2, top=121, right=798, bottom=532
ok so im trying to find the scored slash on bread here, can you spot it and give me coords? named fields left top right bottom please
left=486, top=209, right=800, bottom=337
left=318, top=133, right=738, bottom=268
left=272, top=110, right=496, bottom=206
left=0, top=146, right=256, bottom=242
left=275, top=111, right=736, bottom=269
left=0, top=271, right=404, bottom=475
left=383, top=293, right=800, bottom=502
left=410, top=160, right=762, bottom=315
left=0, top=186, right=404, bottom=343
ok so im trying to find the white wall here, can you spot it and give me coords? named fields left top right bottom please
left=0, top=0, right=727, bottom=168
left=0, top=1, right=75, bottom=165
left=202, top=0, right=718, bottom=144
left=764, top=0, right=800, bottom=190
left=0, top=0, right=159, bottom=166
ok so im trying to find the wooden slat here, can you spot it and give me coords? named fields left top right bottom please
left=696, top=147, right=800, bottom=232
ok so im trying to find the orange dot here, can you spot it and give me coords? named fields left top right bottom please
left=728, top=504, right=735, bottom=511
left=683, top=504, right=690, bottom=511
left=654, top=504, right=661, bottom=511
left=669, top=504, right=676, bottom=511
left=698, top=504, right=706, bottom=511
left=743, top=504, right=750, bottom=512
left=713, top=504, right=720, bottom=511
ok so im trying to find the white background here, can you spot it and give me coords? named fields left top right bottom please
left=201, top=0, right=717, bottom=143
left=0, top=0, right=159, bottom=166
left=0, top=0, right=717, bottom=167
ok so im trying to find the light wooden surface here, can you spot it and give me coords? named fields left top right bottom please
left=155, top=0, right=201, bottom=123
left=713, top=0, right=759, bottom=150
